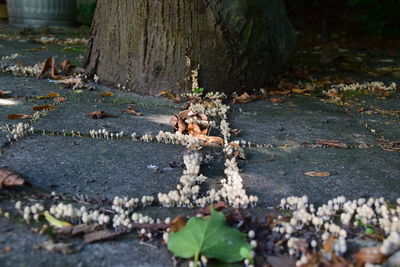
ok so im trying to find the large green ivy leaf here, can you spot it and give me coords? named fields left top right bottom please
left=167, top=206, right=252, bottom=264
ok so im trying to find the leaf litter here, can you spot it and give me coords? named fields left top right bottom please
left=0, top=167, right=29, bottom=189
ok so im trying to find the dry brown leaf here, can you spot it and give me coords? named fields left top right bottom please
left=89, top=111, right=116, bottom=119
left=316, top=139, right=348, bottom=149
left=323, top=236, right=336, bottom=255
left=170, top=216, right=186, bottom=233
left=177, top=119, right=187, bottom=133
left=230, top=128, right=241, bottom=136
left=55, top=77, right=84, bottom=87
left=271, top=89, right=291, bottom=95
left=188, top=123, right=204, bottom=136
left=0, top=167, right=29, bottom=189
left=197, top=202, right=228, bottom=216
left=354, top=247, right=387, bottom=264
left=60, top=59, right=75, bottom=74
left=230, top=141, right=240, bottom=148
left=304, top=171, right=330, bottom=177
left=122, top=105, right=141, bottom=116
left=233, top=92, right=264, bottom=104
left=38, top=57, right=64, bottom=80
left=54, top=97, right=66, bottom=102
left=327, top=90, right=342, bottom=99
left=178, top=110, right=191, bottom=120
left=100, top=92, right=114, bottom=97
left=33, top=105, right=57, bottom=111
left=84, top=230, right=122, bottom=244
left=204, top=136, right=224, bottom=147
left=291, top=88, right=308, bottom=94
left=3, top=246, right=12, bottom=253
left=38, top=57, right=53, bottom=78
left=269, top=97, right=285, bottom=103
left=7, top=113, right=31, bottom=120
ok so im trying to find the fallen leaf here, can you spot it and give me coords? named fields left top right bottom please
left=7, top=114, right=31, bottom=120
left=89, top=111, right=116, bottom=119
left=188, top=123, right=207, bottom=136
left=354, top=247, right=387, bottom=264
left=84, top=230, right=122, bottom=244
left=170, top=216, right=186, bottom=233
left=0, top=167, right=29, bottom=189
left=100, top=92, right=114, bottom=97
left=122, top=105, right=142, bottom=116
left=269, top=97, right=285, bottom=103
left=197, top=202, right=228, bottom=216
left=33, top=105, right=57, bottom=111
left=44, top=211, right=72, bottom=228
left=168, top=205, right=252, bottom=263
left=36, top=240, right=81, bottom=254
left=43, top=92, right=61, bottom=99
left=204, top=136, right=224, bottom=147
left=230, top=129, right=241, bottom=136
left=233, top=92, right=264, bottom=104
left=323, top=236, right=336, bottom=255
left=178, top=110, right=191, bottom=120
left=304, top=171, right=330, bottom=177
left=54, top=96, right=66, bottom=102
left=271, top=89, right=291, bottom=95
left=316, top=139, right=348, bottom=149
left=38, top=57, right=63, bottom=80
left=53, top=76, right=86, bottom=90
left=60, top=59, right=75, bottom=74
left=291, top=88, right=308, bottom=94
left=2, top=246, right=12, bottom=253
left=159, top=90, right=181, bottom=102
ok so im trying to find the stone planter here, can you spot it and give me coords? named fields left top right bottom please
left=7, top=0, right=76, bottom=27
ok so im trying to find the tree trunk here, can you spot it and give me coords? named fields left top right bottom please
left=85, top=0, right=296, bottom=95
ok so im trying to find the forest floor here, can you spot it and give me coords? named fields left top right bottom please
left=0, top=26, right=399, bottom=266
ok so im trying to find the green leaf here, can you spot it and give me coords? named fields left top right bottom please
left=167, top=206, right=252, bottom=264
left=44, top=211, right=72, bottom=228
left=365, top=227, right=375, bottom=235
left=193, top=87, right=204, bottom=94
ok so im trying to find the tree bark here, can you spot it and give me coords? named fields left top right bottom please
left=85, top=0, right=296, bottom=95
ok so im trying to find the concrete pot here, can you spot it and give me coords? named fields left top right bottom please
left=7, top=0, right=76, bottom=27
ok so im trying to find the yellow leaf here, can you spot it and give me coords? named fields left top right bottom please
left=100, top=92, right=114, bottom=97
left=159, top=90, right=176, bottom=99
left=291, top=88, right=307, bottom=94
left=43, top=92, right=61, bottom=99
left=44, top=211, right=72, bottom=228
left=304, top=171, right=330, bottom=177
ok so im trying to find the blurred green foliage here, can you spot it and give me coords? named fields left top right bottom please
left=346, top=0, right=399, bottom=36
left=285, top=0, right=400, bottom=36
left=78, top=1, right=97, bottom=26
